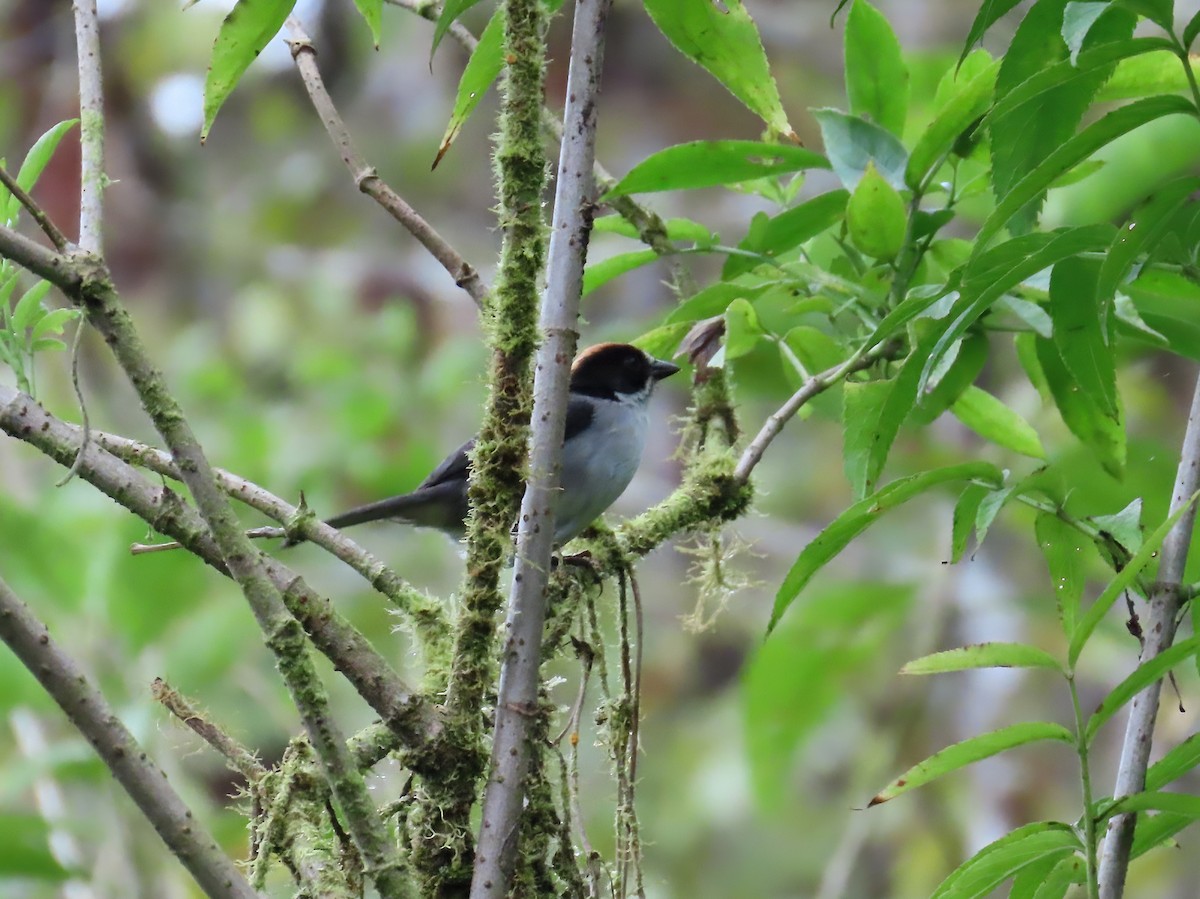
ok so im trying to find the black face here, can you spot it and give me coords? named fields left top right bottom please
left=570, top=343, right=676, bottom=399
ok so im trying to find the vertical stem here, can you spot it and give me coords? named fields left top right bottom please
left=1069, top=675, right=1100, bottom=899
left=1098, top=371, right=1200, bottom=899
left=72, top=0, right=104, bottom=253
left=469, top=0, right=613, bottom=895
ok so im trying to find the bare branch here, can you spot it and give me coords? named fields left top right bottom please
left=470, top=0, right=612, bottom=895
left=0, top=384, right=437, bottom=757
left=152, top=678, right=267, bottom=782
left=72, top=0, right=104, bottom=253
left=1098, top=372, right=1200, bottom=899
left=0, top=574, right=259, bottom=899
left=0, top=163, right=69, bottom=251
left=284, top=17, right=489, bottom=309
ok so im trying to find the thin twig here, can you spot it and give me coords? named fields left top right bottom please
left=470, top=0, right=612, bottom=894
left=284, top=17, right=488, bottom=309
left=1097, top=372, right=1200, bottom=899
left=734, top=340, right=898, bottom=483
left=54, top=317, right=90, bottom=487
left=0, top=164, right=69, bottom=251
left=152, top=677, right=266, bottom=782
left=72, top=0, right=104, bottom=254
left=0, top=574, right=259, bottom=899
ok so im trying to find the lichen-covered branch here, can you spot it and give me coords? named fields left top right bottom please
left=1098, top=372, right=1200, bottom=899
left=0, top=574, right=259, bottom=899
left=73, top=0, right=104, bottom=253
left=470, top=0, right=611, bottom=893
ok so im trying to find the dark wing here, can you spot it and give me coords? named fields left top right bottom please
left=418, top=437, right=475, bottom=489
left=564, top=397, right=594, bottom=442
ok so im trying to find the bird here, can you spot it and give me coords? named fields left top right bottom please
left=313, top=342, right=680, bottom=546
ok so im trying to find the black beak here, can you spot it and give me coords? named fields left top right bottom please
left=650, top=357, right=681, bottom=381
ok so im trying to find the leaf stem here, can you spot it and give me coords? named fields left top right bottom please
left=1069, top=673, right=1101, bottom=899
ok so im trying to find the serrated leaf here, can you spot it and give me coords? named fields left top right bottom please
left=1086, top=636, right=1200, bottom=741
left=1123, top=269, right=1200, bottom=361
left=644, top=0, right=792, bottom=137
left=996, top=295, right=1053, bottom=338
left=435, top=5, right=503, bottom=167
left=1130, top=811, right=1194, bottom=858
left=1049, top=256, right=1118, bottom=416
left=664, top=281, right=776, bottom=326
left=1093, top=498, right=1143, bottom=557
left=958, top=0, right=1023, bottom=67
left=1035, top=512, right=1088, bottom=636
left=914, top=332, right=988, bottom=425
left=1186, top=10, right=1200, bottom=49
left=431, top=0, right=482, bottom=60
left=11, top=280, right=51, bottom=333
left=30, top=308, right=79, bottom=341
left=202, top=0, right=296, bottom=142
left=723, top=190, right=847, bottom=279
left=844, top=0, right=908, bottom=136
left=1069, top=493, right=1199, bottom=665
left=10, top=119, right=78, bottom=223
left=1099, top=790, right=1200, bottom=823
left=951, top=386, right=1046, bottom=458
left=351, top=0, right=382, bottom=46
left=1062, top=2, right=1110, bottom=64
left=906, top=59, right=998, bottom=190
left=1118, top=0, right=1174, bottom=30
left=581, top=250, right=658, bottom=295
left=845, top=162, right=906, bottom=260
left=1146, top=733, right=1200, bottom=790
left=593, top=214, right=714, bottom=243
left=632, top=321, right=693, bottom=359
left=980, top=94, right=1193, bottom=249
left=1013, top=852, right=1083, bottom=899
left=931, top=822, right=1079, bottom=899
left=813, top=109, right=908, bottom=189
left=871, top=723, right=1075, bottom=806
left=1016, top=332, right=1052, bottom=398
left=602, top=140, right=828, bottom=199
left=770, top=462, right=1003, bottom=631
left=1036, top=337, right=1126, bottom=479
left=902, top=642, right=1063, bottom=675
left=951, top=483, right=988, bottom=562
left=842, top=380, right=891, bottom=500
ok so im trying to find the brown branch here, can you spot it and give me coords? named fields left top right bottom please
left=0, top=574, right=260, bottom=899
left=152, top=678, right=267, bottom=782
left=0, top=164, right=69, bottom=251
left=284, top=17, right=489, bottom=309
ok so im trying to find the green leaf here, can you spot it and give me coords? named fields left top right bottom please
left=844, top=0, right=908, bottom=136
left=664, top=281, right=776, bottom=325
left=870, top=723, right=1075, bottom=806
left=1099, top=790, right=1200, bottom=823
left=813, top=109, right=908, bottom=189
left=1069, top=493, right=1199, bottom=665
left=1086, top=636, right=1200, bottom=741
left=1146, top=733, right=1200, bottom=790
left=1015, top=332, right=1051, bottom=398
left=922, top=225, right=1114, bottom=396
left=951, top=483, right=989, bottom=563
left=901, top=642, right=1063, bottom=675
left=724, top=297, right=764, bottom=360
left=987, top=0, right=1135, bottom=236
left=906, top=59, right=998, bottom=190
left=744, top=582, right=913, bottom=810
left=1093, top=498, right=1143, bottom=558
left=980, top=94, right=1193, bottom=249
left=1130, top=811, right=1195, bottom=858
left=1097, top=48, right=1200, bottom=100
left=351, top=0, right=382, bottom=47
left=581, top=250, right=658, bottom=295
left=30, top=308, right=79, bottom=341
left=593, top=214, right=714, bottom=243
left=930, top=822, right=1080, bottom=899
left=1049, top=257, right=1118, bottom=417
left=951, top=386, right=1046, bottom=459
left=1062, top=2, right=1110, bottom=64
left=1123, top=269, right=1200, bottom=361
left=842, top=380, right=892, bottom=500
left=723, top=190, right=848, bottom=279
left=431, top=0, right=482, bottom=60
left=1035, top=512, right=1088, bottom=636
left=202, top=0, right=296, bottom=142
left=0, top=813, right=68, bottom=879
left=770, top=462, right=1002, bottom=631
left=11, top=280, right=51, bottom=333
left=1185, top=10, right=1200, bottom=49
left=10, top=119, right=79, bottom=222
left=1036, top=337, right=1126, bottom=479
left=435, top=5, right=503, bottom=167
left=1009, top=848, right=1083, bottom=899
left=845, top=162, right=906, bottom=260
left=602, top=140, right=828, bottom=199
left=1117, top=0, right=1175, bottom=30
left=1098, top=176, right=1200, bottom=314
left=914, top=332, right=988, bottom=425
left=632, top=321, right=693, bottom=359
left=958, top=0, right=1023, bottom=67
left=644, top=0, right=792, bottom=137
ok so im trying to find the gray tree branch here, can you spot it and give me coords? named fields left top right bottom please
left=0, top=574, right=260, bottom=899
left=469, top=0, right=612, bottom=895
left=72, top=0, right=104, bottom=253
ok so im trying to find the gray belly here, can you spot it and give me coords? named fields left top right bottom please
left=554, top=405, right=648, bottom=544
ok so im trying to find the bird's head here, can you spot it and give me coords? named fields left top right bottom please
left=569, top=342, right=680, bottom=404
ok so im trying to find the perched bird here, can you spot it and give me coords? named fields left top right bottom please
left=316, top=342, right=680, bottom=546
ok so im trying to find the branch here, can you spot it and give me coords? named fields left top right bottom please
left=92, top=430, right=450, bottom=652
left=470, top=0, right=612, bottom=894
left=734, top=340, right=898, bottom=483
left=284, top=17, right=489, bottom=309
left=0, top=574, right=259, bottom=899
left=0, top=385, right=437, bottom=757
left=0, top=164, right=69, bottom=251
left=1097, top=372, right=1200, bottom=899
left=72, top=0, right=104, bottom=253
left=152, top=678, right=267, bottom=782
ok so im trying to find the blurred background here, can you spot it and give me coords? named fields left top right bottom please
left=2, top=0, right=1200, bottom=896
